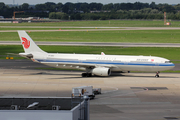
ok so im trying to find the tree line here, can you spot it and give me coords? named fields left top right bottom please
left=0, top=2, right=180, bottom=20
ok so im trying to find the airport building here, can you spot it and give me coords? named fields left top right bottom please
left=0, top=97, right=89, bottom=120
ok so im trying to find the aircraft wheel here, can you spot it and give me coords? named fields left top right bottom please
left=82, top=73, right=87, bottom=77
left=87, top=73, right=92, bottom=77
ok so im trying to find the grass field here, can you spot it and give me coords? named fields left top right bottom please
left=1, top=30, right=180, bottom=43
left=1, top=45, right=180, bottom=62
left=0, top=20, right=180, bottom=27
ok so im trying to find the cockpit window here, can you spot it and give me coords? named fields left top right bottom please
left=165, top=61, right=171, bottom=63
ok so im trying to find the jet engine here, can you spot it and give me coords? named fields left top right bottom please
left=92, top=67, right=111, bottom=76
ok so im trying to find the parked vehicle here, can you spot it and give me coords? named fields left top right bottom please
left=72, top=86, right=95, bottom=99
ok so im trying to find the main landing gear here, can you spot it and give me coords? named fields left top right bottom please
left=155, top=71, right=160, bottom=78
left=82, top=73, right=92, bottom=77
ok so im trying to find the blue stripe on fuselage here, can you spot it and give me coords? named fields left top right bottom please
left=36, top=59, right=175, bottom=67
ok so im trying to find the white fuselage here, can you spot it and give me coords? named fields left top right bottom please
left=32, top=53, right=175, bottom=72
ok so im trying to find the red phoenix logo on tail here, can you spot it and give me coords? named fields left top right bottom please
left=21, top=37, right=30, bottom=49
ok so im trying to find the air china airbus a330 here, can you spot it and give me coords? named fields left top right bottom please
left=18, top=31, right=175, bottom=77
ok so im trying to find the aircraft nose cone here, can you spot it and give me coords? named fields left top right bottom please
left=171, top=63, right=175, bottom=69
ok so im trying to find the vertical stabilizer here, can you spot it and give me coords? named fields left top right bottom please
left=18, top=31, right=46, bottom=53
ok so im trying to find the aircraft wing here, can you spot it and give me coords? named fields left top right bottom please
left=55, top=62, right=117, bottom=69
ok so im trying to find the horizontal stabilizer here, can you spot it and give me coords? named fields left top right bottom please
left=19, top=53, right=33, bottom=58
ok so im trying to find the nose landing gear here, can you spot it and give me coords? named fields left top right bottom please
left=155, top=71, right=160, bottom=78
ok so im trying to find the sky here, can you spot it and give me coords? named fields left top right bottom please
left=1, top=0, right=180, bottom=5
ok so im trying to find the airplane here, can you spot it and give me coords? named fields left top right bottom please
left=18, top=31, right=175, bottom=77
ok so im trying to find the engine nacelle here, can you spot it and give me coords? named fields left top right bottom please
left=92, top=67, right=111, bottom=76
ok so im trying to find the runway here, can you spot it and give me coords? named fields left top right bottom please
left=1, top=59, right=180, bottom=120
left=1, top=41, right=180, bottom=47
